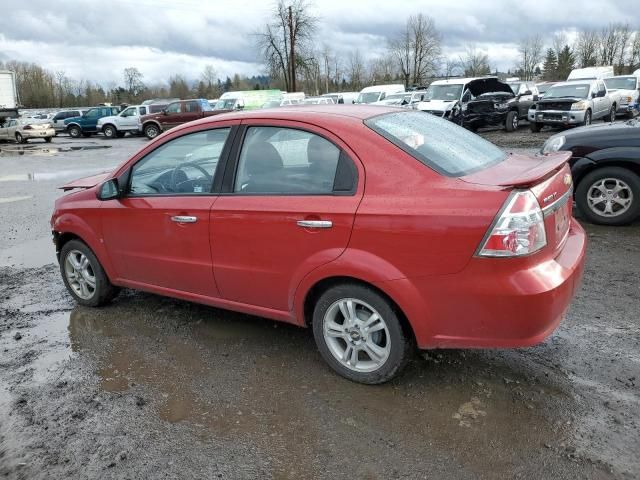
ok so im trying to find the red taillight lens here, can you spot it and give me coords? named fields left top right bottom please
left=23, top=125, right=33, bottom=130
left=476, top=190, right=547, bottom=257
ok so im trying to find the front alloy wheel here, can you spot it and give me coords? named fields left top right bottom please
left=64, top=250, right=97, bottom=300
left=312, top=283, right=414, bottom=384
left=576, top=167, right=640, bottom=225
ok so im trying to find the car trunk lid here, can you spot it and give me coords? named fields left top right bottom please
left=462, top=151, right=574, bottom=254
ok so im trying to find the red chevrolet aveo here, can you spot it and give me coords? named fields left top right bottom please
left=51, top=106, right=586, bottom=384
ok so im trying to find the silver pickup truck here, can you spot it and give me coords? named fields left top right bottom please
left=529, top=80, right=616, bottom=132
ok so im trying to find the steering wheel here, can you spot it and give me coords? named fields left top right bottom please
left=169, top=163, right=212, bottom=192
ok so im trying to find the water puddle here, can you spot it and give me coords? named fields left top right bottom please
left=0, top=237, right=57, bottom=268
left=0, top=144, right=111, bottom=157
left=30, top=311, right=74, bottom=384
left=0, top=169, right=112, bottom=183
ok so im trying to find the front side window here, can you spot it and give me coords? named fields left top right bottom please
left=129, top=128, right=230, bottom=195
left=165, top=103, right=181, bottom=114
left=121, top=107, right=136, bottom=117
left=365, top=111, right=506, bottom=177
left=234, top=127, right=347, bottom=194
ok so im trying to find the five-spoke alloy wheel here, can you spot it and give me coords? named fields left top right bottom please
left=576, top=167, right=640, bottom=225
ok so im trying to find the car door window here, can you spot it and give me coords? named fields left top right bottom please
left=129, top=128, right=230, bottom=196
left=184, top=101, right=200, bottom=113
left=234, top=126, right=355, bottom=194
left=165, top=103, right=181, bottom=114
left=121, top=107, right=136, bottom=117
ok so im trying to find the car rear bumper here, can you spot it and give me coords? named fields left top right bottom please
left=616, top=103, right=639, bottom=114
left=23, top=128, right=55, bottom=138
left=381, top=219, right=587, bottom=349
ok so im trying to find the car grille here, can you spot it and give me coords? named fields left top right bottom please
left=467, top=101, right=494, bottom=114
left=543, top=113, right=564, bottom=121
left=539, top=101, right=573, bottom=111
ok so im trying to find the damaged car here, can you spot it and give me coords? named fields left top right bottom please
left=462, top=78, right=537, bottom=132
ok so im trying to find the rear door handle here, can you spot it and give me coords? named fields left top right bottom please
left=171, top=215, right=197, bottom=224
left=296, top=220, right=332, bottom=229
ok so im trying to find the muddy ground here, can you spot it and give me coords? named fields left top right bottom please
left=0, top=127, right=638, bottom=479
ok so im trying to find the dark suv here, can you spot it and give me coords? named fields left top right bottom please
left=462, top=79, right=538, bottom=132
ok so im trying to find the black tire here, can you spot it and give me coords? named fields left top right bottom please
left=603, top=105, right=616, bottom=123
left=581, top=109, right=592, bottom=127
left=103, top=124, right=117, bottom=139
left=45, top=137, right=52, bottom=143
left=59, top=239, right=119, bottom=307
left=15, top=133, right=25, bottom=144
left=575, top=166, right=640, bottom=226
left=68, top=125, right=81, bottom=138
left=505, top=110, right=519, bottom=132
left=312, top=283, right=414, bottom=384
left=530, top=122, right=543, bottom=132
left=144, top=123, right=160, bottom=139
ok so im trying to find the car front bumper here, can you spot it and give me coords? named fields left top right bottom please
left=463, top=111, right=508, bottom=128
left=532, top=109, right=587, bottom=125
left=379, top=219, right=587, bottom=349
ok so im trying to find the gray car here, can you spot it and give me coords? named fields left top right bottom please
left=529, top=80, right=615, bottom=131
left=51, top=110, right=85, bottom=133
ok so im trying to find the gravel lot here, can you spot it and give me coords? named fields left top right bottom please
left=0, top=126, right=638, bottom=479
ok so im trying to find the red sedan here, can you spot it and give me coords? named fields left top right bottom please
left=51, top=106, right=586, bottom=384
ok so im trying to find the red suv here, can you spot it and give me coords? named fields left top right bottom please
left=51, top=106, right=586, bottom=384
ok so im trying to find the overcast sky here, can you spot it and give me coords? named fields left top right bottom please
left=0, top=0, right=636, bottom=86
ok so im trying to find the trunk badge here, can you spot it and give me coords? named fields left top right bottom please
left=563, top=174, right=572, bottom=186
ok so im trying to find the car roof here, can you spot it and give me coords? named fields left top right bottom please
left=430, top=77, right=489, bottom=86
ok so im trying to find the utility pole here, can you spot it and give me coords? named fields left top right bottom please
left=288, top=5, right=296, bottom=92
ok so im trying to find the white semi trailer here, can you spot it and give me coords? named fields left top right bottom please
left=0, top=70, right=19, bottom=124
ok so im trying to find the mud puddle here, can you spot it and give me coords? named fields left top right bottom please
left=0, top=144, right=111, bottom=157
left=0, top=237, right=57, bottom=268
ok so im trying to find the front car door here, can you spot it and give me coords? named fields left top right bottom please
left=118, top=107, right=138, bottom=130
left=160, top=102, right=183, bottom=130
left=100, top=125, right=235, bottom=297
left=211, top=121, right=363, bottom=313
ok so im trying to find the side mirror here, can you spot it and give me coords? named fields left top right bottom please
left=523, top=90, right=532, bottom=96
left=97, top=179, right=120, bottom=201
left=599, top=90, right=606, bottom=98
left=591, top=92, right=597, bottom=99
left=533, top=94, right=539, bottom=101
left=163, top=109, right=169, bottom=115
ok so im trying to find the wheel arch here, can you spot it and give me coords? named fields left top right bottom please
left=143, top=120, right=161, bottom=131
left=576, top=152, right=640, bottom=188
left=101, top=123, right=117, bottom=133
left=66, top=122, right=82, bottom=131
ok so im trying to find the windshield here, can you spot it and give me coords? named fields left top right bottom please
left=424, top=85, right=463, bottom=101
left=544, top=84, right=591, bottom=99
left=357, top=92, right=382, bottom=104
left=604, top=77, right=638, bottom=90
left=365, top=111, right=506, bottom=177
left=507, top=83, right=522, bottom=95
left=214, top=99, right=237, bottom=110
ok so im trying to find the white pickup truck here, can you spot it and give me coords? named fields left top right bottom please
left=97, top=104, right=165, bottom=138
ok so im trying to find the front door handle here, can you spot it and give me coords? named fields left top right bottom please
left=296, top=220, right=332, bottom=229
left=171, top=215, right=197, bottom=224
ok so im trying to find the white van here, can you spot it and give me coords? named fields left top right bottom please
left=355, top=85, right=405, bottom=104
left=416, top=77, right=486, bottom=118
left=567, top=66, right=614, bottom=81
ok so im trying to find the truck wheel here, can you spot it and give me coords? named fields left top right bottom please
left=505, top=111, right=519, bottom=132
left=68, top=125, right=81, bottom=138
left=581, top=110, right=592, bottom=126
left=144, top=124, right=160, bottom=139
left=15, top=132, right=25, bottom=144
left=603, top=105, right=616, bottom=123
left=103, top=125, right=116, bottom=139
left=576, top=167, right=640, bottom=226
left=530, top=122, right=542, bottom=133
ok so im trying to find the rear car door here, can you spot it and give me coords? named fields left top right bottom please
left=210, top=121, right=364, bottom=312
left=101, top=125, right=236, bottom=296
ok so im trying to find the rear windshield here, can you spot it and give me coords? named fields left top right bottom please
left=365, top=111, right=506, bottom=177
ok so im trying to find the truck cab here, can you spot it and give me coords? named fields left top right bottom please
left=64, top=106, right=121, bottom=138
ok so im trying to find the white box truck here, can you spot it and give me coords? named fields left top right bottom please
left=0, top=70, right=19, bottom=124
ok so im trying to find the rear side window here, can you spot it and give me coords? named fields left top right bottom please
left=365, top=111, right=506, bottom=177
left=234, top=126, right=355, bottom=194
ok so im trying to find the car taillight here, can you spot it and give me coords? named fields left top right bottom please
left=23, top=125, right=33, bottom=130
left=476, top=190, right=547, bottom=257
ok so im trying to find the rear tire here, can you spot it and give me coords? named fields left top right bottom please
left=312, top=283, right=414, bottom=384
left=59, top=240, right=119, bottom=307
left=144, top=123, right=160, bottom=139
left=575, top=166, right=640, bottom=226
left=15, top=133, right=25, bottom=144
left=530, top=122, right=542, bottom=132
left=505, top=110, right=519, bottom=132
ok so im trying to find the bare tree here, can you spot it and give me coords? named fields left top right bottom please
left=389, top=14, right=441, bottom=88
left=256, top=0, right=317, bottom=92
left=201, top=65, right=217, bottom=88
left=123, top=67, right=145, bottom=98
left=442, top=58, right=461, bottom=78
left=575, top=29, right=600, bottom=67
left=458, top=45, right=491, bottom=76
left=630, top=31, right=640, bottom=72
left=348, top=50, right=365, bottom=90
left=600, top=23, right=621, bottom=66
left=614, top=24, right=631, bottom=73
left=552, top=32, right=567, bottom=58
left=320, top=44, right=332, bottom=94
left=518, top=35, right=544, bottom=80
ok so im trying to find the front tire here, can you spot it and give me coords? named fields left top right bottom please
left=576, top=167, right=640, bottom=226
left=59, top=240, right=119, bottom=307
left=505, top=110, right=519, bottom=132
left=103, top=125, right=117, bottom=139
left=603, top=105, right=616, bottom=123
left=581, top=109, right=592, bottom=127
left=312, top=283, right=414, bottom=384
left=68, top=125, right=81, bottom=138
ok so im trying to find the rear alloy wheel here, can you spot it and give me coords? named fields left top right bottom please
left=581, top=110, right=592, bottom=127
left=60, top=240, right=119, bottom=307
left=312, top=283, right=414, bottom=384
left=576, top=167, right=640, bottom=226
left=68, top=125, right=81, bottom=138
left=505, top=111, right=519, bottom=132
left=103, top=125, right=116, bottom=139
left=15, top=133, right=25, bottom=144
left=144, top=124, right=160, bottom=139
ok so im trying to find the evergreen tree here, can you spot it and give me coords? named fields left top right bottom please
left=542, top=49, right=558, bottom=80
left=556, top=45, right=576, bottom=81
